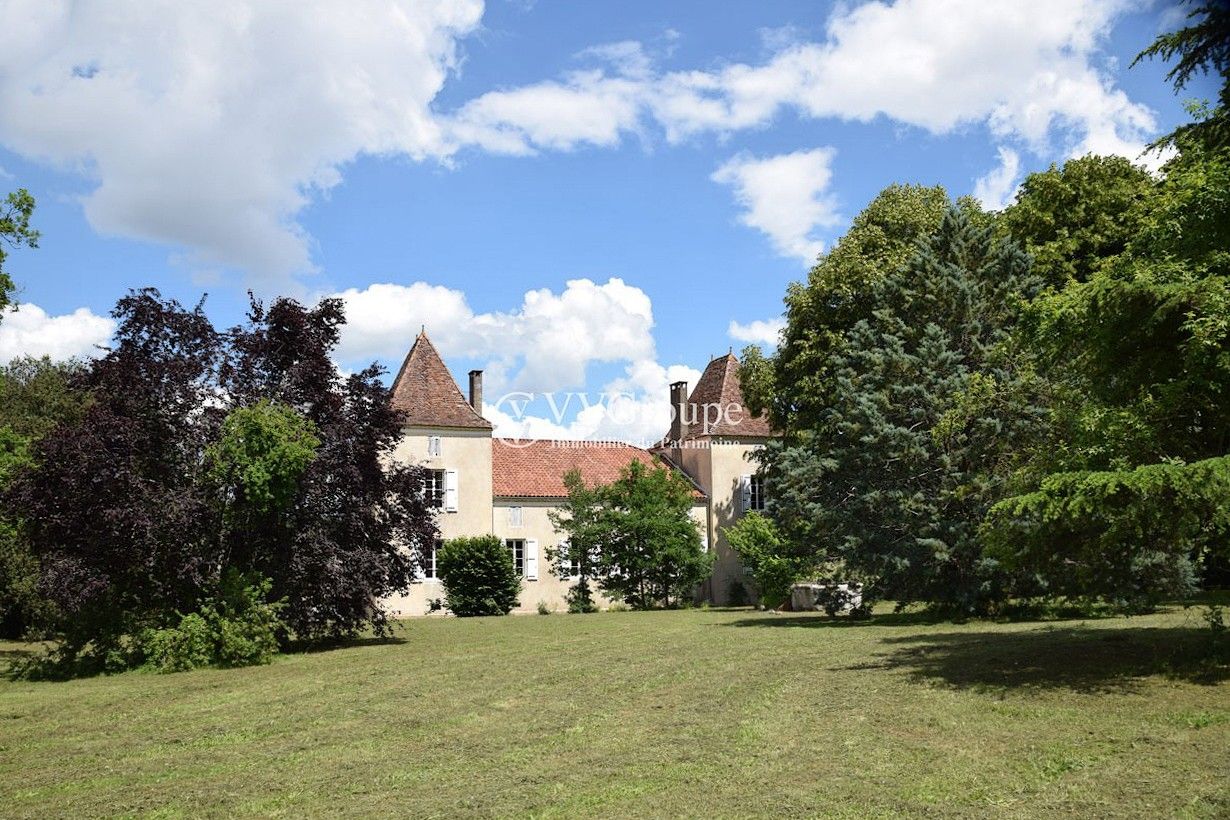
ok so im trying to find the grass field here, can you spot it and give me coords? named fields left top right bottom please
left=1, top=604, right=1228, bottom=818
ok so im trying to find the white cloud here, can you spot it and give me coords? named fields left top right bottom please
left=712, top=148, right=840, bottom=264
left=0, top=0, right=484, bottom=285
left=451, top=0, right=1157, bottom=162
left=972, top=146, right=1022, bottom=211
left=333, top=277, right=655, bottom=394
left=0, top=304, right=114, bottom=362
left=728, top=317, right=785, bottom=347
left=652, top=0, right=1154, bottom=156
left=0, top=0, right=1161, bottom=281
left=333, top=277, right=702, bottom=444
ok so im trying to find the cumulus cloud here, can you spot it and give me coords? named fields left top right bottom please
left=451, top=0, right=1156, bottom=161
left=0, top=0, right=483, bottom=285
left=0, top=0, right=1161, bottom=280
left=0, top=304, right=114, bottom=362
left=728, top=317, right=785, bottom=347
left=333, top=277, right=655, bottom=394
left=712, top=148, right=840, bottom=264
left=972, top=146, right=1022, bottom=211
left=332, top=277, right=703, bottom=444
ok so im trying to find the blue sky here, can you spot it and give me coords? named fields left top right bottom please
left=0, top=0, right=1216, bottom=442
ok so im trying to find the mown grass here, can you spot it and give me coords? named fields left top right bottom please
left=1, top=603, right=1227, bottom=818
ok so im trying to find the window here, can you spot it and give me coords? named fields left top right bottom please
left=506, top=539, right=525, bottom=576
left=508, top=506, right=523, bottom=528
left=568, top=555, right=581, bottom=577
left=421, top=539, right=440, bottom=579
left=748, top=474, right=766, bottom=512
left=424, top=469, right=445, bottom=508
left=427, top=435, right=442, bottom=457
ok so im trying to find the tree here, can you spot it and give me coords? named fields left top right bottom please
left=1000, top=155, right=1155, bottom=289
left=7, top=291, right=222, bottom=661
left=547, top=470, right=603, bottom=613
left=765, top=208, right=1044, bottom=614
left=743, top=184, right=983, bottom=436
left=437, top=535, right=522, bottom=616
left=723, top=512, right=809, bottom=609
left=5, top=289, right=435, bottom=668
left=588, top=460, right=710, bottom=609
left=985, top=135, right=1230, bottom=602
left=0, top=358, right=88, bottom=638
left=1133, top=0, right=1230, bottom=152
left=0, top=188, right=39, bottom=315
left=218, top=296, right=433, bottom=640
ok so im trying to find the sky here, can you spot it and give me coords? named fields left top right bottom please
left=0, top=0, right=1217, bottom=444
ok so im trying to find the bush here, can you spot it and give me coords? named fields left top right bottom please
left=141, top=613, right=215, bottom=673
left=206, top=570, right=283, bottom=667
left=724, top=513, right=809, bottom=609
left=536, top=600, right=551, bottom=615
left=438, top=536, right=521, bottom=617
left=566, top=578, right=598, bottom=613
left=139, top=570, right=284, bottom=673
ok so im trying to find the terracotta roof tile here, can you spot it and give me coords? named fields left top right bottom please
left=390, top=332, right=492, bottom=430
left=680, top=353, right=772, bottom=440
left=493, top=440, right=705, bottom=499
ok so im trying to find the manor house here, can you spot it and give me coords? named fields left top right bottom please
left=385, top=332, right=772, bottom=615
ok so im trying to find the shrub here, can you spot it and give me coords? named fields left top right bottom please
left=438, top=536, right=521, bottom=617
left=536, top=600, right=551, bottom=615
left=726, top=578, right=750, bottom=607
left=205, top=570, right=283, bottom=667
left=141, top=613, right=215, bottom=673
left=138, top=570, right=284, bottom=674
left=566, top=578, right=598, bottom=613
left=724, top=513, right=808, bottom=609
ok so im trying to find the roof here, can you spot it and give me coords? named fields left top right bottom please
left=493, top=440, right=706, bottom=500
left=681, top=353, right=772, bottom=440
left=390, top=332, right=492, bottom=430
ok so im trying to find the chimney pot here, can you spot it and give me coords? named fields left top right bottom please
left=468, top=370, right=483, bottom=415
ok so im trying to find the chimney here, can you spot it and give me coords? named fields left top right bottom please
left=669, top=381, right=689, bottom=444
left=468, top=370, right=483, bottom=414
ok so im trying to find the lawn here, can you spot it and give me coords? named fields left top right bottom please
left=1, top=605, right=1228, bottom=818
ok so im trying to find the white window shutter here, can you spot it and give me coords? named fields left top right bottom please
left=700, top=532, right=709, bottom=552
left=525, top=539, right=539, bottom=580
left=444, top=469, right=459, bottom=512
left=739, top=474, right=752, bottom=513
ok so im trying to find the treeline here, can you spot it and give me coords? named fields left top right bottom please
left=731, top=4, right=1230, bottom=615
left=0, top=293, right=436, bottom=675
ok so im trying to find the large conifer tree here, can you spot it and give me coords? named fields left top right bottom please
left=768, top=208, right=1042, bottom=614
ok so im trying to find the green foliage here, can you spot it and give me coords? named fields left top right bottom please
left=140, top=613, right=215, bottom=674
left=723, top=513, right=805, bottom=609
left=588, top=460, right=712, bottom=609
left=1000, top=155, right=1155, bottom=288
left=985, top=457, right=1227, bottom=609
left=138, top=571, right=284, bottom=673
left=1133, top=0, right=1230, bottom=152
left=207, top=400, right=320, bottom=514
left=536, top=600, right=551, bottom=615
left=565, top=578, right=598, bottom=613
left=0, top=188, right=40, bottom=314
left=760, top=184, right=979, bottom=433
left=766, top=207, right=1043, bottom=614
left=550, top=461, right=710, bottom=610
left=0, top=358, right=87, bottom=638
left=438, top=535, right=522, bottom=616
left=547, top=470, right=602, bottom=589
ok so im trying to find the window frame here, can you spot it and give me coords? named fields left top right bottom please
left=748, top=474, right=766, bottom=512
left=506, top=538, right=525, bottom=576
left=424, top=468, right=445, bottom=508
